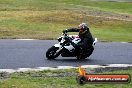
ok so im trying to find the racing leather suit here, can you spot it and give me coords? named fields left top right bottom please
left=64, top=27, right=94, bottom=55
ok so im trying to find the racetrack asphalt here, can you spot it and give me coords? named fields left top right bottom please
left=0, top=39, right=132, bottom=69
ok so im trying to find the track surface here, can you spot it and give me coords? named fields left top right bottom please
left=0, top=40, right=132, bottom=69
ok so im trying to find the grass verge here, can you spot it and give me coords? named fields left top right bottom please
left=0, top=0, right=132, bottom=42
left=0, top=68, right=132, bottom=88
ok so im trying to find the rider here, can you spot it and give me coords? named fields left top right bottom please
left=63, top=23, right=94, bottom=58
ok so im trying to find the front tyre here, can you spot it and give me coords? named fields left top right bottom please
left=46, top=46, right=61, bottom=60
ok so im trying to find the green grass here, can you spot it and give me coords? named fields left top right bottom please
left=0, top=0, right=131, bottom=14
left=0, top=69, right=132, bottom=88
left=44, top=0, right=132, bottom=14
left=0, top=0, right=132, bottom=42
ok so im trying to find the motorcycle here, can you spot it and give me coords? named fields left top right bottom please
left=46, top=32, right=97, bottom=60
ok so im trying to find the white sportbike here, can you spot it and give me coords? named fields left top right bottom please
left=46, top=32, right=97, bottom=60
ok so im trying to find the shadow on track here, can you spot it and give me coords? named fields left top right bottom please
left=44, top=57, right=103, bottom=67
left=47, top=57, right=93, bottom=62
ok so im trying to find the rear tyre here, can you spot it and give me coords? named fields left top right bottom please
left=76, top=55, right=85, bottom=60
left=76, top=46, right=94, bottom=60
left=46, top=46, right=61, bottom=60
left=86, top=46, right=94, bottom=57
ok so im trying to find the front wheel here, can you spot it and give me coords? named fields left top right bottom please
left=46, top=46, right=61, bottom=60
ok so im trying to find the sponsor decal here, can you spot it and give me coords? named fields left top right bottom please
left=76, top=66, right=131, bottom=84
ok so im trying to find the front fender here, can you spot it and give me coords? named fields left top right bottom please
left=54, top=43, right=61, bottom=48
left=54, top=43, right=62, bottom=53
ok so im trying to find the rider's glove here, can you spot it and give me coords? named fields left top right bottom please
left=62, top=29, right=68, bottom=33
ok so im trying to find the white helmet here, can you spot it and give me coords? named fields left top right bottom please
left=78, top=23, right=88, bottom=29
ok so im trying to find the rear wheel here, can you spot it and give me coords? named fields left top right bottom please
left=76, top=46, right=94, bottom=60
left=77, top=55, right=85, bottom=60
left=46, top=46, right=61, bottom=60
left=86, top=46, right=94, bottom=57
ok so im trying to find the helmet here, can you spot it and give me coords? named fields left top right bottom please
left=78, top=23, right=88, bottom=30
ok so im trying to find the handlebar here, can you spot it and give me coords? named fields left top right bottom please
left=62, top=32, right=67, bottom=36
left=62, top=32, right=72, bottom=42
